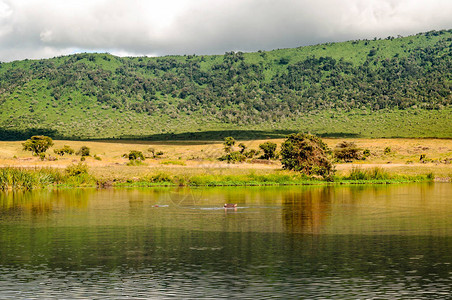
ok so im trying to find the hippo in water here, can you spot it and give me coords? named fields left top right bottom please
left=223, top=203, right=237, bottom=208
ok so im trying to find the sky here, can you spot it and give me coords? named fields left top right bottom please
left=1, top=0, right=452, bottom=62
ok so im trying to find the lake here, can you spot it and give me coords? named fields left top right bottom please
left=1, top=184, right=452, bottom=299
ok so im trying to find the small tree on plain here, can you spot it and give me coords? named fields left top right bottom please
left=22, top=135, right=54, bottom=155
left=259, top=142, right=277, bottom=160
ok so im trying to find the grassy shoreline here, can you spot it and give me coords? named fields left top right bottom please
left=1, top=137, right=450, bottom=190
left=0, top=166, right=439, bottom=191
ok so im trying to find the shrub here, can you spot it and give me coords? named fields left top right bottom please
left=219, top=151, right=246, bottom=163
left=238, top=143, right=246, bottom=154
left=280, top=133, right=334, bottom=177
left=54, top=145, right=74, bottom=156
left=148, top=147, right=155, bottom=157
left=334, top=141, right=360, bottom=162
left=244, top=149, right=259, bottom=158
left=76, top=146, right=90, bottom=157
left=223, top=137, right=236, bottom=153
left=145, top=173, right=173, bottom=183
left=65, top=162, right=89, bottom=176
left=384, top=147, right=391, bottom=154
left=22, top=135, right=54, bottom=155
left=259, top=142, right=277, bottom=160
left=363, top=149, right=371, bottom=157
left=128, top=150, right=145, bottom=161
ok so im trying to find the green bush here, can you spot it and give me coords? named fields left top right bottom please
left=128, top=150, right=145, bottom=161
left=219, top=151, right=246, bottom=163
left=54, top=145, right=74, bottom=156
left=259, top=142, right=277, bottom=160
left=145, top=173, right=173, bottom=183
left=363, top=149, right=371, bottom=157
left=76, top=146, right=90, bottom=157
left=223, top=137, right=236, bottom=153
left=244, top=149, right=259, bottom=158
left=280, top=133, right=334, bottom=177
left=65, top=162, right=89, bottom=176
left=238, top=143, right=246, bottom=154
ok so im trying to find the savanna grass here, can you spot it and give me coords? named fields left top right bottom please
left=344, top=166, right=430, bottom=183
left=0, top=165, right=97, bottom=190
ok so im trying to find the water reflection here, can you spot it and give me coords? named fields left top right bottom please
left=1, top=184, right=452, bottom=298
left=0, top=189, right=91, bottom=218
left=282, top=186, right=333, bottom=234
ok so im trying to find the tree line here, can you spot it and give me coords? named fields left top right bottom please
left=0, top=30, right=451, bottom=127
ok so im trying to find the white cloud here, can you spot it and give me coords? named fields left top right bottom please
left=0, top=0, right=452, bottom=62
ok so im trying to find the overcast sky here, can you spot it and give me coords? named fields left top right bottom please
left=1, top=0, right=452, bottom=62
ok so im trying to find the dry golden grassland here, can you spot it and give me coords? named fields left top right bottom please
left=0, top=138, right=451, bottom=181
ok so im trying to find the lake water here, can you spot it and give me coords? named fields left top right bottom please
left=1, top=183, right=452, bottom=299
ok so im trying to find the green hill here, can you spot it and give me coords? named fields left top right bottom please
left=1, top=29, right=451, bottom=140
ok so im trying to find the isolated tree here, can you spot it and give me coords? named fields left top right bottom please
left=280, top=133, right=334, bottom=177
left=334, top=141, right=360, bottom=162
left=259, top=141, right=277, bottom=160
left=22, top=135, right=54, bottom=155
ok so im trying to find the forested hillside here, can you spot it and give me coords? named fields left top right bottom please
left=1, top=29, right=452, bottom=140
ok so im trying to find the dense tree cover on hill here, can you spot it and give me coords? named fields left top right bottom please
left=0, top=30, right=451, bottom=139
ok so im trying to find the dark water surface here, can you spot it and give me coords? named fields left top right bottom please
left=1, top=184, right=452, bottom=299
